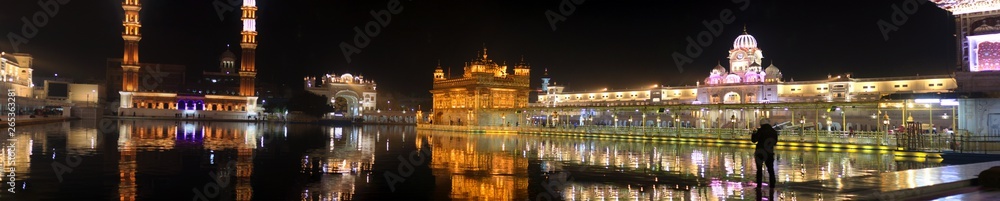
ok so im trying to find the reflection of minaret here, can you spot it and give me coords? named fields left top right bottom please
left=118, top=122, right=136, bottom=201
left=239, top=0, right=258, bottom=97
left=236, top=124, right=256, bottom=201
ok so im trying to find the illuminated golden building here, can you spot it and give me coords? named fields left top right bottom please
left=117, top=0, right=260, bottom=119
left=430, top=47, right=532, bottom=126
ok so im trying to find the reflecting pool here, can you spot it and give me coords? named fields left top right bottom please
left=0, top=120, right=944, bottom=200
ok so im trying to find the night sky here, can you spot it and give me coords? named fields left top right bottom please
left=0, top=0, right=956, bottom=98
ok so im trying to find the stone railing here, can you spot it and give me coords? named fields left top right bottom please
left=417, top=124, right=971, bottom=151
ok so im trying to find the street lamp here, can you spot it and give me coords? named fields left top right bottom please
left=872, top=113, right=878, bottom=132
left=642, top=113, right=647, bottom=127
left=656, top=116, right=661, bottom=128
left=799, top=116, right=806, bottom=141
left=942, top=113, right=950, bottom=119
left=826, top=116, right=833, bottom=132
left=883, top=114, right=891, bottom=133
left=671, top=114, right=677, bottom=128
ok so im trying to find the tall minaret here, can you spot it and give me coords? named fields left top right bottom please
left=121, top=0, right=142, bottom=92
left=239, top=0, right=258, bottom=97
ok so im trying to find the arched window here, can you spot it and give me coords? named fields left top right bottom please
left=725, top=74, right=741, bottom=84
left=724, top=92, right=741, bottom=104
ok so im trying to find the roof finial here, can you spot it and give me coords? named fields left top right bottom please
left=743, top=24, right=747, bottom=34
left=436, top=59, right=442, bottom=69
left=544, top=68, right=549, bottom=76
left=482, top=43, right=488, bottom=60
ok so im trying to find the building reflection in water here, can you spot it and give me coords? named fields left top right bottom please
left=0, top=121, right=948, bottom=200
left=414, top=130, right=530, bottom=200
left=115, top=120, right=257, bottom=201
left=416, top=129, right=943, bottom=201
left=300, top=125, right=382, bottom=201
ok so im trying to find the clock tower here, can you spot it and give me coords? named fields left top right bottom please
left=728, top=28, right=763, bottom=75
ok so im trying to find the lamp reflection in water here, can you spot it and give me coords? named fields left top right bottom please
left=301, top=126, right=381, bottom=200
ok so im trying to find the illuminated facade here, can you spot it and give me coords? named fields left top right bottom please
left=934, top=0, right=1000, bottom=136
left=117, top=0, right=260, bottom=119
left=0, top=52, right=35, bottom=98
left=304, top=73, right=377, bottom=118
left=933, top=0, right=1000, bottom=72
left=430, top=47, right=532, bottom=125
left=537, top=31, right=958, bottom=106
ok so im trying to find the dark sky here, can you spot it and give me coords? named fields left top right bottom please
left=0, top=0, right=956, bottom=98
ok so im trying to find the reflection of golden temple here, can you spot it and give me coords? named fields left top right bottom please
left=417, top=128, right=937, bottom=200
left=417, top=129, right=529, bottom=200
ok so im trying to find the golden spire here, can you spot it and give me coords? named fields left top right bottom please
left=482, top=43, right=488, bottom=60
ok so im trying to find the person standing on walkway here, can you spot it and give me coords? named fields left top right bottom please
left=751, top=119, right=778, bottom=190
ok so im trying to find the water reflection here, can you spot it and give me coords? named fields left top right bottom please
left=416, top=130, right=944, bottom=201
left=0, top=120, right=944, bottom=200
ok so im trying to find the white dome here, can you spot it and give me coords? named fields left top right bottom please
left=340, top=73, right=354, bottom=82
left=734, top=33, right=758, bottom=49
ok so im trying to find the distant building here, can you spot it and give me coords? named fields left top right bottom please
left=113, top=0, right=261, bottom=119
left=188, top=49, right=241, bottom=96
left=105, top=59, right=187, bottom=101
left=1, top=52, right=35, bottom=98
left=429, top=47, right=532, bottom=125
left=305, top=73, right=377, bottom=118
left=538, top=31, right=957, bottom=106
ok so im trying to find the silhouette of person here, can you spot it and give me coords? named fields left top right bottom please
left=751, top=118, right=778, bottom=192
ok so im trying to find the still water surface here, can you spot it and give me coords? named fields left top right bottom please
left=0, top=120, right=943, bottom=200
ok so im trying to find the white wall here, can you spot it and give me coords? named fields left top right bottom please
left=68, top=84, right=99, bottom=105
